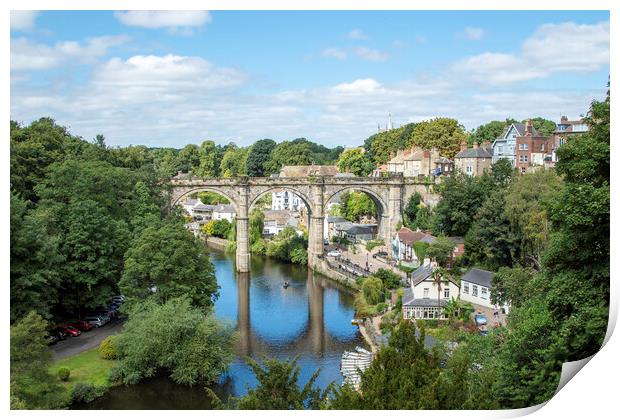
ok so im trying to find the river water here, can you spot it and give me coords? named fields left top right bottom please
left=83, top=248, right=366, bottom=409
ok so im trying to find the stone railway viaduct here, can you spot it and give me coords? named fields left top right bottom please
left=169, top=175, right=438, bottom=273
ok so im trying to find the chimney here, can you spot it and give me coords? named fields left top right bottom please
left=473, top=142, right=479, bottom=149
left=482, top=141, right=491, bottom=149
left=460, top=141, right=467, bottom=152
left=525, top=119, right=533, bottom=135
left=561, top=116, right=568, bottom=123
left=389, top=151, right=394, bottom=160
left=423, top=257, right=431, bottom=267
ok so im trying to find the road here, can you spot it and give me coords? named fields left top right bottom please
left=325, top=243, right=407, bottom=278
left=51, top=319, right=124, bottom=360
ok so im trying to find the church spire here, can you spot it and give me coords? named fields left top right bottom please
left=388, top=112, right=393, bottom=130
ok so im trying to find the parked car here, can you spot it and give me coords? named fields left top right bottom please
left=67, top=320, right=93, bottom=332
left=84, top=315, right=106, bottom=328
left=110, top=295, right=125, bottom=304
left=46, top=329, right=65, bottom=344
left=60, top=325, right=81, bottom=337
left=327, top=250, right=341, bottom=257
left=478, top=325, right=488, bottom=336
left=474, top=313, right=488, bottom=327
left=372, top=251, right=388, bottom=259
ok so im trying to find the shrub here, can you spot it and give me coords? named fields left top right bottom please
left=70, top=383, right=103, bottom=404
left=362, top=277, right=384, bottom=305
left=376, top=302, right=388, bottom=313
left=57, top=367, right=70, bottom=382
left=98, top=335, right=118, bottom=360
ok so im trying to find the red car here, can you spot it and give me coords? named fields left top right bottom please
left=60, top=325, right=81, bottom=337
left=67, top=320, right=93, bottom=332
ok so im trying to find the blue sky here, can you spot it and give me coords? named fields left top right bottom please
left=10, top=10, right=610, bottom=148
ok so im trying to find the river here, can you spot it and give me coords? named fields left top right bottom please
left=83, top=247, right=366, bottom=409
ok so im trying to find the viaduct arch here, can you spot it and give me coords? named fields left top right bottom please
left=169, top=175, right=436, bottom=273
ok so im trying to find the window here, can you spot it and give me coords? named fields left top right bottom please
left=444, top=288, right=450, bottom=298
left=518, top=144, right=523, bottom=150
left=472, top=285, right=478, bottom=297
left=481, top=287, right=488, bottom=299
left=463, top=283, right=469, bottom=294
left=423, top=288, right=429, bottom=298
left=523, top=144, right=529, bottom=150
left=466, top=165, right=473, bottom=175
left=521, top=167, right=526, bottom=174
left=498, top=146, right=503, bottom=153
left=524, top=155, right=528, bottom=162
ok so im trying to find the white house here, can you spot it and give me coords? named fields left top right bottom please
left=272, top=189, right=306, bottom=212
left=459, top=268, right=510, bottom=314
left=211, top=204, right=236, bottom=222
left=182, top=198, right=202, bottom=216
left=392, top=227, right=436, bottom=264
left=402, top=259, right=460, bottom=320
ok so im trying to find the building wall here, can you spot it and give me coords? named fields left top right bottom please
left=413, top=279, right=460, bottom=301
left=455, top=156, right=492, bottom=177
left=459, top=280, right=494, bottom=308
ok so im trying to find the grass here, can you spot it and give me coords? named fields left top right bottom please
left=49, top=347, right=117, bottom=400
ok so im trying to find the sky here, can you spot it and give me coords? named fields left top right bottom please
left=10, top=10, right=610, bottom=149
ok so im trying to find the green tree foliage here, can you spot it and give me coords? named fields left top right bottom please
left=230, top=356, right=328, bottom=409
left=201, top=219, right=232, bottom=239
left=469, top=120, right=506, bottom=145
left=403, top=192, right=422, bottom=228
left=362, top=277, right=384, bottom=305
left=263, top=138, right=342, bottom=175
left=340, top=191, right=377, bottom=222
left=176, top=144, right=201, bottom=173
left=220, top=143, right=249, bottom=177
left=99, top=335, right=119, bottom=360
left=504, top=170, right=562, bottom=267
left=426, top=236, right=455, bottom=267
left=195, top=140, right=224, bottom=178
left=10, top=193, right=62, bottom=322
left=197, top=191, right=230, bottom=204
left=527, top=117, right=557, bottom=137
left=336, top=147, right=374, bottom=176
left=111, top=298, right=234, bottom=386
left=491, top=267, right=538, bottom=308
left=263, top=226, right=308, bottom=265
left=246, top=139, right=277, bottom=176
left=374, top=268, right=402, bottom=290
left=412, top=118, right=468, bottom=159
left=464, top=191, right=520, bottom=270
left=10, top=118, right=73, bottom=202
left=10, top=312, right=66, bottom=409
left=249, top=208, right=265, bottom=245
left=120, top=223, right=219, bottom=308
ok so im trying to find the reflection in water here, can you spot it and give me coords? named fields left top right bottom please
left=82, top=248, right=365, bottom=409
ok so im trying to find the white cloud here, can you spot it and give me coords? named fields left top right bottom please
left=11, top=36, right=129, bottom=71
left=453, top=20, right=609, bottom=85
left=464, top=26, right=485, bottom=40
left=347, top=29, right=368, bottom=40
left=354, top=47, right=389, bottom=61
left=11, top=11, right=39, bottom=31
left=322, top=48, right=347, bottom=60
left=332, top=78, right=383, bottom=94
left=115, top=11, right=211, bottom=29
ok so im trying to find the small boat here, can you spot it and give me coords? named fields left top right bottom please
left=351, top=319, right=363, bottom=325
left=283, top=281, right=290, bottom=289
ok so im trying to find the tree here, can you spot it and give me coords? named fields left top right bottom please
left=403, top=192, right=422, bottom=228
left=464, top=191, right=520, bottom=270
left=426, top=236, right=454, bottom=267
left=336, top=147, right=374, bottom=176
left=10, top=312, right=65, bottom=409
left=491, top=267, right=538, bottom=308
left=195, top=140, right=224, bottom=178
left=111, top=298, right=234, bottom=386
left=10, top=193, right=62, bottom=322
left=220, top=143, right=249, bottom=177
left=120, top=223, right=219, bottom=308
left=230, top=356, right=328, bottom=409
left=340, top=191, right=377, bottom=222
left=443, top=298, right=474, bottom=322
left=362, top=277, right=384, bottom=305
left=469, top=121, right=506, bottom=145
left=176, top=144, right=201, bottom=173
left=489, top=158, right=515, bottom=187
left=201, top=219, right=232, bottom=239
left=249, top=208, right=264, bottom=245
left=504, top=170, right=562, bottom=267
left=412, top=118, right=468, bottom=159
left=527, top=117, right=557, bottom=137
left=246, top=139, right=277, bottom=177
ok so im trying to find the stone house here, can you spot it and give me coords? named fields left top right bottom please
left=454, top=141, right=493, bottom=176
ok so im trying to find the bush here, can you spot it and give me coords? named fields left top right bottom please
left=98, top=335, right=118, bottom=360
left=70, top=382, right=103, bottom=404
left=376, top=302, right=388, bottom=313
left=57, top=367, right=71, bottom=382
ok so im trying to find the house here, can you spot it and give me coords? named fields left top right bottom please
left=391, top=227, right=436, bottom=265
left=402, top=259, right=460, bottom=320
left=325, top=216, right=347, bottom=239
left=515, top=120, right=553, bottom=174
left=374, top=147, right=451, bottom=178
left=335, top=222, right=377, bottom=243
left=271, top=189, right=306, bottom=211
left=491, top=123, right=531, bottom=167
left=262, top=210, right=294, bottom=237
left=191, top=202, right=215, bottom=222
left=447, top=236, right=465, bottom=265
left=182, top=198, right=202, bottom=215
left=211, top=204, right=236, bottom=222
left=548, top=116, right=589, bottom=167
left=459, top=268, right=509, bottom=314
left=454, top=141, right=493, bottom=176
